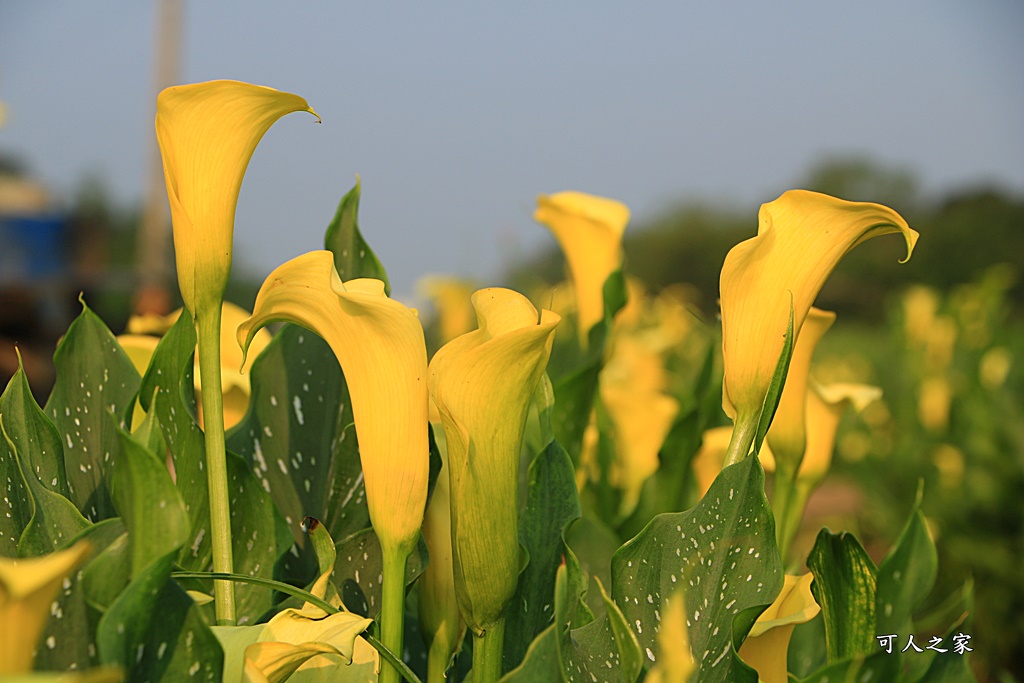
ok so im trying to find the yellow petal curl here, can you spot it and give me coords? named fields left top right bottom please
left=798, top=382, right=881, bottom=485
left=720, top=190, right=916, bottom=422
left=156, top=80, right=319, bottom=315
left=238, top=250, right=429, bottom=556
left=738, top=573, right=820, bottom=683
left=535, top=191, right=630, bottom=344
left=428, top=288, right=559, bottom=633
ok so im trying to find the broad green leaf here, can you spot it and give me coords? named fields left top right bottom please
left=807, top=529, right=878, bottom=663
left=332, top=527, right=427, bottom=618
left=96, top=552, right=223, bottom=682
left=503, top=439, right=581, bottom=670
left=81, top=532, right=130, bottom=613
left=324, top=176, right=390, bottom=293
left=611, top=454, right=782, bottom=683
left=110, top=427, right=189, bottom=577
left=911, top=615, right=977, bottom=683
left=139, top=308, right=293, bottom=624
left=34, top=519, right=127, bottom=672
left=1, top=353, right=69, bottom=498
left=44, top=301, right=140, bottom=521
left=0, top=411, right=33, bottom=557
left=0, top=417, right=90, bottom=558
left=875, top=489, right=938, bottom=635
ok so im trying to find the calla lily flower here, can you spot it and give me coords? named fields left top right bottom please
left=799, top=382, right=882, bottom=487
left=427, top=288, right=559, bottom=634
left=720, top=190, right=917, bottom=427
left=156, top=80, right=318, bottom=316
left=738, top=573, right=820, bottom=683
left=692, top=426, right=776, bottom=499
left=0, top=540, right=92, bottom=674
left=238, top=250, right=429, bottom=557
left=645, top=588, right=695, bottom=683
left=418, top=275, right=478, bottom=345
left=765, top=307, right=835, bottom=471
left=534, top=191, right=629, bottom=344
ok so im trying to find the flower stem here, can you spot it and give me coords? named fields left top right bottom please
left=472, top=616, right=506, bottom=683
left=723, top=411, right=757, bottom=469
left=380, top=544, right=410, bottom=683
left=195, top=305, right=236, bottom=626
left=772, top=462, right=798, bottom=564
left=426, top=638, right=452, bottom=683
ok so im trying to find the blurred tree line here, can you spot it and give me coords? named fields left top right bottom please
left=512, top=157, right=1024, bottom=321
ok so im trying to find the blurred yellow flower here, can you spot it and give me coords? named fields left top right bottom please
left=428, top=288, right=559, bottom=633
left=645, top=588, right=695, bottom=683
left=766, top=307, right=835, bottom=471
left=156, top=80, right=318, bottom=316
left=119, top=302, right=273, bottom=430
left=418, top=275, right=478, bottom=344
left=720, top=190, right=916, bottom=428
left=0, top=541, right=92, bottom=674
left=535, top=191, right=630, bottom=345
left=238, top=250, right=429, bottom=558
left=798, top=382, right=881, bottom=486
left=738, top=573, right=820, bottom=683
left=692, top=426, right=775, bottom=499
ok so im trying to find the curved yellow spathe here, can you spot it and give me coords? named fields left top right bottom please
left=535, top=191, right=629, bottom=344
left=798, top=382, right=882, bottom=485
left=738, top=573, right=820, bottom=683
left=428, top=288, right=559, bottom=633
left=765, top=307, right=836, bottom=470
left=157, top=80, right=319, bottom=316
left=720, top=190, right=916, bottom=423
left=238, top=250, right=429, bottom=557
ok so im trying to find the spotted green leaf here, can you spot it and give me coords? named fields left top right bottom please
left=44, top=300, right=140, bottom=522
left=611, top=453, right=782, bottom=683
left=332, top=527, right=427, bottom=618
left=324, top=176, right=390, bottom=294
left=875, top=488, right=938, bottom=636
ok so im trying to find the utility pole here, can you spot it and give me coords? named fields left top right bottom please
left=134, top=0, right=183, bottom=316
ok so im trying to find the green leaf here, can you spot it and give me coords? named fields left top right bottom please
left=807, top=529, right=878, bottom=663
left=226, top=324, right=369, bottom=581
left=0, top=416, right=90, bottom=558
left=324, top=176, right=390, bottom=293
left=1, top=352, right=69, bottom=499
left=34, top=518, right=127, bottom=672
left=333, top=527, right=428, bottom=618
left=795, top=651, right=899, bottom=683
left=611, top=453, right=782, bottom=683
left=503, top=439, right=581, bottom=670
left=875, top=488, right=938, bottom=635
left=96, top=552, right=223, bottom=682
left=44, top=300, right=140, bottom=521
left=110, top=426, right=189, bottom=577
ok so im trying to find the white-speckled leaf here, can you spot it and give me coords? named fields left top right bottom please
left=44, top=301, right=141, bottom=522
left=611, top=454, right=781, bottom=683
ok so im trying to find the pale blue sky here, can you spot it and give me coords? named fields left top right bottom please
left=2, top=1, right=1022, bottom=298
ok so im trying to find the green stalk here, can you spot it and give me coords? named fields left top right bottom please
left=380, top=544, right=411, bottom=683
left=779, top=479, right=813, bottom=570
left=195, top=305, right=236, bottom=625
left=723, top=411, right=757, bottom=468
left=472, top=617, right=506, bottom=683
left=426, top=638, right=452, bottom=683
left=771, top=461, right=798, bottom=564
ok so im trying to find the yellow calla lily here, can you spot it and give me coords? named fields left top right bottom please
left=644, top=588, right=695, bottom=683
left=692, top=426, right=776, bottom=499
left=799, top=382, right=882, bottom=486
left=720, top=190, right=916, bottom=433
left=0, top=540, right=92, bottom=674
left=738, top=573, right=820, bottom=683
left=765, top=307, right=835, bottom=470
left=534, top=191, right=630, bottom=344
left=427, top=288, right=559, bottom=637
left=238, top=250, right=429, bottom=557
left=156, top=80, right=318, bottom=316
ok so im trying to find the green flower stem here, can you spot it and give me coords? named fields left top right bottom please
left=380, top=544, right=411, bottom=683
left=723, top=411, right=758, bottom=468
left=472, top=616, right=506, bottom=683
left=195, top=305, right=236, bottom=626
left=426, top=638, right=452, bottom=683
left=771, top=461, right=798, bottom=564
left=779, top=479, right=814, bottom=570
